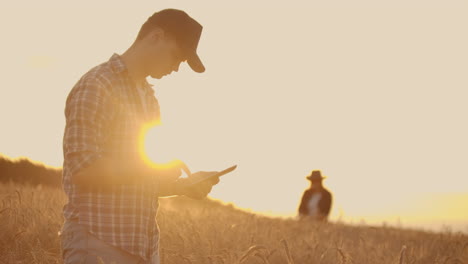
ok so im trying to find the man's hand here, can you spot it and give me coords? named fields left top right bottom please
left=154, top=159, right=190, bottom=180
left=155, top=160, right=191, bottom=197
left=177, top=171, right=220, bottom=200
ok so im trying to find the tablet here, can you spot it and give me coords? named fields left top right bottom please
left=187, top=165, right=237, bottom=186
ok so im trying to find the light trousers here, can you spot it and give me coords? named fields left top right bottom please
left=60, top=220, right=159, bottom=264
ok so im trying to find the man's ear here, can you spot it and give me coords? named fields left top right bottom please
left=146, top=27, right=165, bottom=43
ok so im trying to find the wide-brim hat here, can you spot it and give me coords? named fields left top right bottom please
left=306, top=170, right=326, bottom=181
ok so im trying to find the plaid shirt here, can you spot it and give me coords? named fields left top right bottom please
left=62, top=54, right=161, bottom=260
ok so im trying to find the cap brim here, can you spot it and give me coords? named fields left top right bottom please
left=187, top=53, right=205, bottom=73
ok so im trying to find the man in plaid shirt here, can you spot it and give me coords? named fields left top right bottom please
left=61, top=9, right=218, bottom=264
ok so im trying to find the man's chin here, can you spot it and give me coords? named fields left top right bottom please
left=150, top=74, right=164, bottom=79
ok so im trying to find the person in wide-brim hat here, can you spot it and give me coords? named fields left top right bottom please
left=298, top=170, right=332, bottom=221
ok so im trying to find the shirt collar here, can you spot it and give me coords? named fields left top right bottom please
left=108, top=53, right=155, bottom=95
left=109, top=53, right=128, bottom=75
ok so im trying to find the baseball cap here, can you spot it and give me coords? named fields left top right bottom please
left=143, top=9, right=205, bottom=73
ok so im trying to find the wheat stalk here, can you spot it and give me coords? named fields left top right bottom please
left=254, top=252, right=271, bottom=264
left=15, top=189, right=22, bottom=205
left=239, top=245, right=267, bottom=263
left=399, top=245, right=407, bottom=264
left=281, top=239, right=295, bottom=264
left=336, top=247, right=347, bottom=264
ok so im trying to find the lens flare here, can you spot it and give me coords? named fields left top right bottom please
left=138, top=120, right=191, bottom=175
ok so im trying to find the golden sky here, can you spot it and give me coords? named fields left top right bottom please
left=0, top=0, right=467, bottom=232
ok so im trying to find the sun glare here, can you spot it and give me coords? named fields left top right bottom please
left=138, top=121, right=163, bottom=169
left=138, top=121, right=191, bottom=175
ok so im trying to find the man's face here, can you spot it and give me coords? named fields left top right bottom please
left=147, top=33, right=185, bottom=79
left=311, top=180, right=323, bottom=187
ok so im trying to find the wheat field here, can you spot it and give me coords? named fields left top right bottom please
left=1, top=182, right=467, bottom=264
